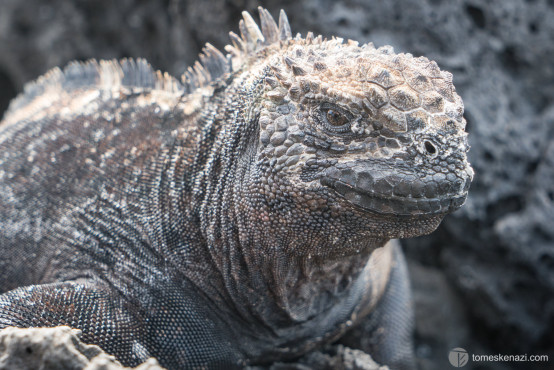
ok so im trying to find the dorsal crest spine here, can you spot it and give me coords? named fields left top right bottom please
left=183, top=7, right=293, bottom=93
left=4, top=8, right=293, bottom=120
left=3, top=58, right=183, bottom=122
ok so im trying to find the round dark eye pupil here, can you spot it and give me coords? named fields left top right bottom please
left=326, top=109, right=347, bottom=126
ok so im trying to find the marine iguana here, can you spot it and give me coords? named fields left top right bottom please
left=0, top=7, right=472, bottom=370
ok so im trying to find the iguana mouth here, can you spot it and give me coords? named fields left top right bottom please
left=320, top=165, right=472, bottom=216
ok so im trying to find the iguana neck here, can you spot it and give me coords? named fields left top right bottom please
left=166, top=71, right=391, bottom=338
left=195, top=164, right=389, bottom=333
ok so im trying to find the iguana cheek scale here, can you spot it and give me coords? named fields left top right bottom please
left=0, top=7, right=472, bottom=370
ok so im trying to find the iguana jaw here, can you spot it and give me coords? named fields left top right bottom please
left=320, top=163, right=472, bottom=216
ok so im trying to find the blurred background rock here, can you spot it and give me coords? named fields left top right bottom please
left=0, top=0, right=552, bottom=369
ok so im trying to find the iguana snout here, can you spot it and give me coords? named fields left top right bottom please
left=320, top=156, right=472, bottom=216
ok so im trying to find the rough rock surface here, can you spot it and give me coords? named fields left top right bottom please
left=0, top=0, right=552, bottom=369
left=0, top=326, right=384, bottom=370
left=247, top=344, right=388, bottom=370
left=0, top=326, right=165, bottom=370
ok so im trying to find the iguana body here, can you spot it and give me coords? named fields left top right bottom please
left=0, top=8, right=472, bottom=370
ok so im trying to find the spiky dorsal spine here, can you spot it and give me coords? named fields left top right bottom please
left=182, top=7, right=293, bottom=93
left=4, top=7, right=294, bottom=119
left=181, top=43, right=230, bottom=93
left=3, top=58, right=183, bottom=124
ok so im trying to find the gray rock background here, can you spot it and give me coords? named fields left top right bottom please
left=0, top=0, right=552, bottom=369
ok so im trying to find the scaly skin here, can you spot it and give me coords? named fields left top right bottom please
left=0, top=8, right=472, bottom=370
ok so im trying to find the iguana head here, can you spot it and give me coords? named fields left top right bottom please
left=256, top=39, right=473, bottom=211
left=195, top=8, right=473, bottom=254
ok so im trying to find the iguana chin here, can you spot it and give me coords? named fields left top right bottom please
left=0, top=7, right=472, bottom=370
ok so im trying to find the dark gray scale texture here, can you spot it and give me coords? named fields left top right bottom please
left=0, top=8, right=472, bottom=370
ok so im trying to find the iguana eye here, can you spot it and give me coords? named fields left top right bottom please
left=326, top=109, right=349, bottom=126
left=317, top=103, right=352, bottom=133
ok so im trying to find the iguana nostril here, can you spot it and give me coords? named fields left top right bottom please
left=424, top=141, right=437, bottom=155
